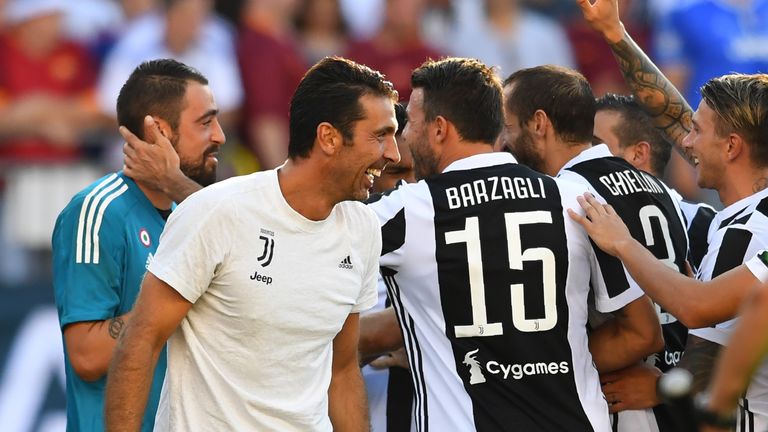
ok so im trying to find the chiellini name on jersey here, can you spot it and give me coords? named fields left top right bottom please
left=599, top=169, right=665, bottom=196
left=446, top=175, right=547, bottom=210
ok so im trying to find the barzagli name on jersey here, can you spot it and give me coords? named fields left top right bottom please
left=446, top=176, right=547, bottom=210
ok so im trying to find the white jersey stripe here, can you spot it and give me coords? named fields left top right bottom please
left=75, top=173, right=118, bottom=263
left=83, top=178, right=125, bottom=264
left=92, top=184, right=128, bottom=264
left=385, top=274, right=427, bottom=432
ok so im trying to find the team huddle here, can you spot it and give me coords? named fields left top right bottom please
left=50, top=0, right=768, bottom=431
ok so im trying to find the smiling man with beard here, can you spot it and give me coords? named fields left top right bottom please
left=104, top=56, right=400, bottom=432
left=51, top=59, right=225, bottom=432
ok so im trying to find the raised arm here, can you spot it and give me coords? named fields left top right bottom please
left=329, top=313, right=370, bottom=432
left=576, top=0, right=694, bottom=155
left=122, top=115, right=203, bottom=203
left=104, top=273, right=192, bottom=431
left=569, top=193, right=758, bottom=328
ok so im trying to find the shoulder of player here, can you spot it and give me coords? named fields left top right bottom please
left=56, top=173, right=137, bottom=227
left=178, top=171, right=270, bottom=212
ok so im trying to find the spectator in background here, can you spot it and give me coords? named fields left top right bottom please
left=345, top=0, right=442, bottom=101
left=237, top=0, right=305, bottom=170
left=0, top=0, right=108, bottom=284
left=98, top=0, right=242, bottom=131
left=451, top=0, right=574, bottom=79
left=294, top=0, right=348, bottom=65
left=654, top=0, right=768, bottom=108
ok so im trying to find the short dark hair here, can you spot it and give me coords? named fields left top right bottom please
left=411, top=57, right=503, bottom=144
left=504, top=65, right=595, bottom=144
left=596, top=93, right=672, bottom=176
left=395, top=102, right=407, bottom=135
left=116, top=59, right=208, bottom=140
left=288, top=56, right=398, bottom=159
left=701, top=73, right=768, bottom=167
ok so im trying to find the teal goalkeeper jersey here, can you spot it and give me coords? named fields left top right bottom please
left=52, top=172, right=168, bottom=432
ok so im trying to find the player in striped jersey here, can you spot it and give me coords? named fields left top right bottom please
left=592, top=93, right=715, bottom=431
left=501, top=65, right=687, bottom=432
left=578, top=0, right=768, bottom=429
left=367, top=57, right=662, bottom=431
left=595, top=94, right=716, bottom=272
left=51, top=59, right=223, bottom=432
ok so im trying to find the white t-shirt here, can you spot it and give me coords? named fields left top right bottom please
left=149, top=170, right=379, bottom=431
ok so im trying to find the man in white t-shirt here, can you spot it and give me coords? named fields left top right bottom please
left=104, top=56, right=401, bottom=431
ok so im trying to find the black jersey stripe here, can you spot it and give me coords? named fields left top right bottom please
left=718, top=206, right=749, bottom=230
left=712, top=228, right=754, bottom=278
left=384, top=273, right=428, bottom=432
left=688, top=205, right=716, bottom=270
left=381, top=208, right=406, bottom=256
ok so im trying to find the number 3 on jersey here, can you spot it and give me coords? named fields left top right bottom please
left=446, top=211, right=557, bottom=338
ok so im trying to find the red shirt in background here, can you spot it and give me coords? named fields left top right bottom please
left=0, top=34, right=97, bottom=163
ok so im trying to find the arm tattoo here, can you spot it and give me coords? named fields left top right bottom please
left=678, top=335, right=723, bottom=394
left=609, top=35, right=694, bottom=153
left=108, top=317, right=126, bottom=340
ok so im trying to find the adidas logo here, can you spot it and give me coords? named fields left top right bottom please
left=339, top=255, right=353, bottom=269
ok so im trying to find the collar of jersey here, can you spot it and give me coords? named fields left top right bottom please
left=442, top=152, right=518, bottom=173
left=716, top=186, right=768, bottom=222
left=557, top=144, right=613, bottom=176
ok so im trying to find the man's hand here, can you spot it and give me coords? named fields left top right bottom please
left=568, top=193, right=633, bottom=257
left=575, top=0, right=625, bottom=43
left=369, top=348, right=410, bottom=370
left=601, top=363, right=663, bottom=413
left=122, top=115, right=182, bottom=191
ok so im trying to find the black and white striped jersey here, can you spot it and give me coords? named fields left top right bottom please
left=668, top=189, right=717, bottom=272
left=559, top=145, right=690, bottom=432
left=688, top=188, right=768, bottom=430
left=368, top=152, right=637, bottom=432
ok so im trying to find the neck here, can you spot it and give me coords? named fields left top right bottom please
left=545, top=141, right=592, bottom=177
left=134, top=180, right=172, bottom=210
left=277, top=159, right=337, bottom=221
left=719, top=166, right=768, bottom=207
left=436, top=141, right=494, bottom=173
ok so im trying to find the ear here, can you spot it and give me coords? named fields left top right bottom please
left=148, top=116, right=171, bottom=139
left=531, top=110, right=549, bottom=137
left=433, top=115, right=449, bottom=144
left=725, top=133, right=745, bottom=162
left=632, top=141, right=651, bottom=166
left=315, top=122, right=342, bottom=156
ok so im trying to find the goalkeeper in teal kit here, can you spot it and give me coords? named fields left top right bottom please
left=51, top=59, right=224, bottom=431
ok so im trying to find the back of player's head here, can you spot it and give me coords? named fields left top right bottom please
left=504, top=65, right=595, bottom=144
left=596, top=93, right=672, bottom=175
left=117, top=59, right=208, bottom=140
left=701, top=73, right=768, bottom=167
left=288, top=56, right=398, bottom=159
left=410, top=57, right=503, bottom=145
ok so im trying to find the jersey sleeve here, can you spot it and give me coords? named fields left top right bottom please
left=558, top=171, right=644, bottom=313
left=148, top=191, right=232, bottom=304
left=52, top=202, right=124, bottom=328
left=367, top=186, right=409, bottom=270
left=351, top=206, right=382, bottom=313
left=746, top=250, right=768, bottom=283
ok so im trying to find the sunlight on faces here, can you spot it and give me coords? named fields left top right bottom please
left=594, top=110, right=635, bottom=162
left=683, top=100, right=728, bottom=190
left=337, top=94, right=399, bottom=201
left=403, top=88, right=439, bottom=180
left=171, top=81, right=225, bottom=187
left=372, top=137, right=415, bottom=193
left=501, top=84, right=546, bottom=173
